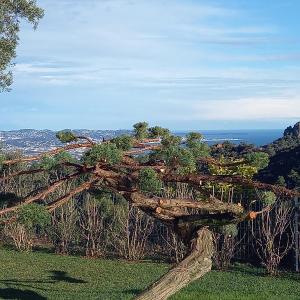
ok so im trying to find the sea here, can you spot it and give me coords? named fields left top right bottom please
left=174, top=129, right=283, bottom=147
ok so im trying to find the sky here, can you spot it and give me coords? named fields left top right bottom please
left=1, top=0, right=300, bottom=130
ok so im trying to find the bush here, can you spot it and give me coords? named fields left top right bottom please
left=111, top=135, right=134, bottom=151
left=83, top=143, right=122, bottom=165
left=56, top=131, right=77, bottom=143
left=244, top=152, right=269, bottom=170
left=213, top=224, right=239, bottom=271
left=4, top=204, right=50, bottom=251
left=50, top=200, right=80, bottom=255
left=138, top=168, right=162, bottom=194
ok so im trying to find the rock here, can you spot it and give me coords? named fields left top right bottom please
left=284, top=122, right=300, bottom=138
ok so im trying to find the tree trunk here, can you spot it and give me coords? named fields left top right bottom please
left=135, top=227, right=213, bottom=300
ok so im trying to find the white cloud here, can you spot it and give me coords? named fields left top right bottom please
left=4, top=0, right=300, bottom=129
left=192, top=98, right=300, bottom=120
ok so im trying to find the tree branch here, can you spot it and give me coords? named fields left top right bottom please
left=47, top=177, right=98, bottom=212
left=0, top=171, right=82, bottom=216
left=162, top=173, right=300, bottom=198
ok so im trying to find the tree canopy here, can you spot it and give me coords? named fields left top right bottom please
left=0, top=0, right=44, bottom=91
left=0, top=122, right=298, bottom=300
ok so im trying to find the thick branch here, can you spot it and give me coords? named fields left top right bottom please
left=0, top=171, right=82, bottom=216
left=129, top=192, right=244, bottom=216
left=0, top=168, right=45, bottom=182
left=47, top=177, right=98, bottom=212
left=162, top=173, right=300, bottom=198
left=0, top=162, right=85, bottom=182
left=135, top=227, right=213, bottom=300
left=75, top=136, right=95, bottom=145
left=124, top=192, right=245, bottom=236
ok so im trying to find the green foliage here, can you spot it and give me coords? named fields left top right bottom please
left=148, top=126, right=170, bottom=139
left=111, top=135, right=134, bottom=151
left=189, top=142, right=211, bottom=159
left=152, top=134, right=197, bottom=174
left=40, top=151, right=75, bottom=170
left=0, top=0, right=44, bottom=91
left=161, top=135, right=181, bottom=148
left=133, top=122, right=149, bottom=140
left=211, top=141, right=256, bottom=160
left=56, top=130, right=77, bottom=143
left=186, top=132, right=203, bottom=146
left=220, top=224, right=238, bottom=237
left=135, top=154, right=150, bottom=164
left=288, top=169, right=300, bottom=187
left=244, top=152, right=269, bottom=170
left=209, top=156, right=258, bottom=178
left=185, top=132, right=210, bottom=158
left=40, top=155, right=57, bottom=170
left=154, top=146, right=196, bottom=175
left=261, top=191, right=276, bottom=206
left=276, top=176, right=287, bottom=187
left=265, top=133, right=300, bottom=156
left=138, top=168, right=162, bottom=194
left=93, top=196, right=115, bottom=217
left=83, top=143, right=122, bottom=165
left=258, top=144, right=300, bottom=189
left=177, top=148, right=197, bottom=174
left=17, top=204, right=51, bottom=230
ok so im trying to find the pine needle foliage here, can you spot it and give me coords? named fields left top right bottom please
left=56, top=131, right=78, bottom=143
left=138, top=168, right=162, bottom=194
left=83, top=143, right=122, bottom=166
left=111, top=135, right=134, bottom=151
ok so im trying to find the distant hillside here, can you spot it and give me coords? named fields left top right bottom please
left=264, top=122, right=300, bottom=156
left=258, top=144, right=300, bottom=188
left=258, top=122, right=300, bottom=188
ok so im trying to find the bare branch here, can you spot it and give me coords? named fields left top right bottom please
left=47, top=177, right=98, bottom=212
left=0, top=171, right=82, bottom=216
left=0, top=168, right=45, bottom=182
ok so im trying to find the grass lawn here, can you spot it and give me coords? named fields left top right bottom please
left=0, top=248, right=300, bottom=300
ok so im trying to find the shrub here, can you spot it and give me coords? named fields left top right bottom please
left=138, top=168, right=162, bottom=194
left=4, top=204, right=50, bottom=251
left=56, top=130, right=77, bottom=143
left=83, top=143, right=122, bottom=165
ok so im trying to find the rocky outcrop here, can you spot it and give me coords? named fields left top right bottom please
left=284, top=122, right=300, bottom=138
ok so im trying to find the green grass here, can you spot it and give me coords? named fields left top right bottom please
left=0, top=248, right=300, bottom=300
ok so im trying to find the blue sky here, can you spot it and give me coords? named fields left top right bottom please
left=1, top=0, right=300, bottom=130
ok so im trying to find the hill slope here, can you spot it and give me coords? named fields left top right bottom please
left=259, top=122, right=300, bottom=188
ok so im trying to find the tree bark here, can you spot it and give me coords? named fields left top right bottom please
left=135, top=227, right=213, bottom=300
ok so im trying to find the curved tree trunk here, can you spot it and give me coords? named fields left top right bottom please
left=135, top=227, right=214, bottom=300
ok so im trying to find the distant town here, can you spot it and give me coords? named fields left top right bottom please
left=0, top=129, right=131, bottom=156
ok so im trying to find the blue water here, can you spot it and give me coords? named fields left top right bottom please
left=174, top=129, right=283, bottom=147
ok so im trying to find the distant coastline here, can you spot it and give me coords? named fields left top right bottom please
left=0, top=128, right=283, bottom=156
left=175, top=129, right=283, bottom=146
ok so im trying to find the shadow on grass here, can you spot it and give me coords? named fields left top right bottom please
left=49, top=270, right=87, bottom=283
left=223, top=264, right=300, bottom=282
left=123, top=288, right=142, bottom=295
left=0, top=270, right=87, bottom=287
left=0, top=288, right=47, bottom=300
left=0, top=270, right=87, bottom=299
